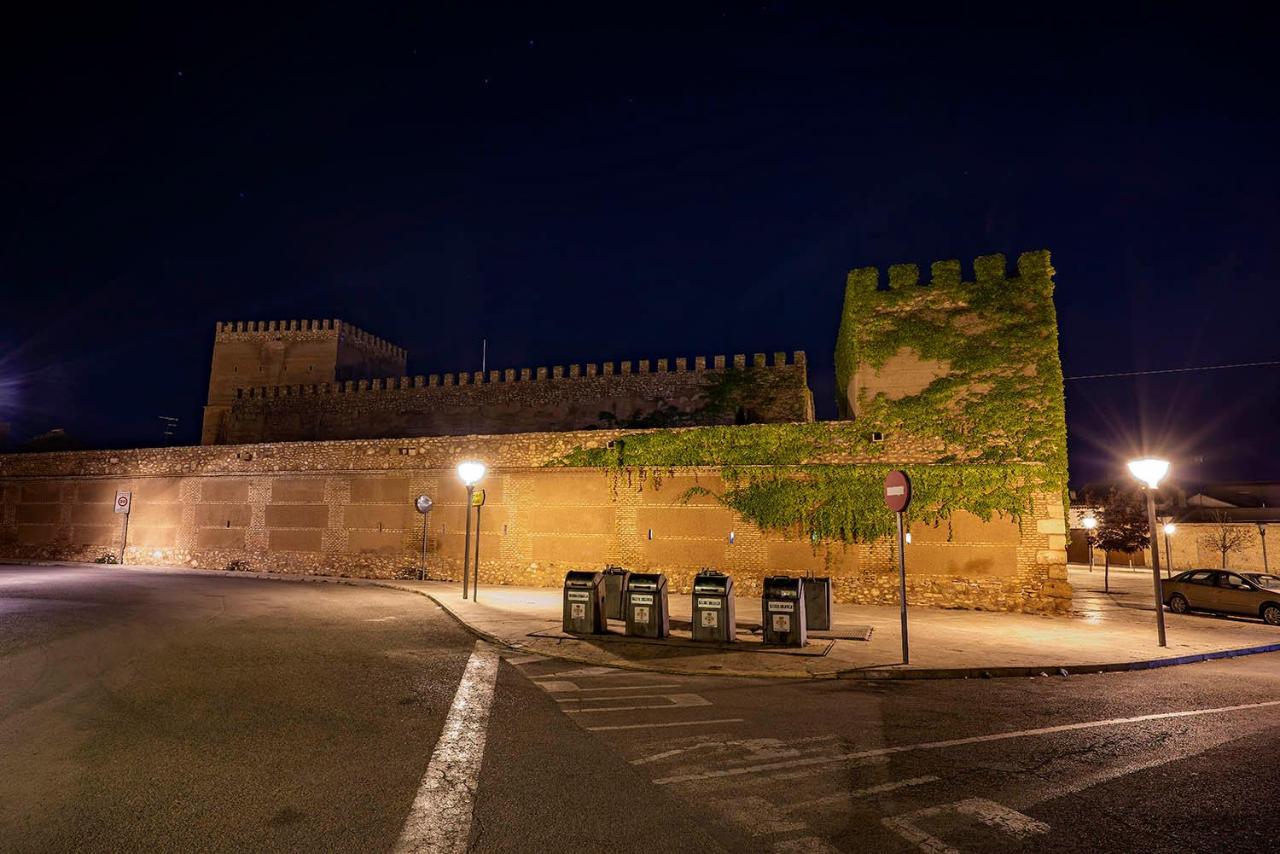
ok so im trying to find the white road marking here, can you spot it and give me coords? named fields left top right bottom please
left=502, top=653, right=547, bottom=666
left=786, top=775, right=940, bottom=812
left=394, top=641, right=500, bottom=854
left=883, top=798, right=1049, bottom=854
left=771, top=836, right=843, bottom=854
left=632, top=734, right=840, bottom=766
left=654, top=698, right=1280, bottom=785
left=538, top=681, right=682, bottom=693
left=533, top=666, right=619, bottom=678
left=586, top=718, right=745, bottom=732
left=364, top=616, right=399, bottom=622
left=556, top=692, right=694, bottom=704
left=563, top=693, right=712, bottom=714
left=715, top=795, right=807, bottom=836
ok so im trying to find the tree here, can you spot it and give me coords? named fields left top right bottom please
left=1197, top=511, right=1256, bottom=568
left=1089, top=487, right=1150, bottom=557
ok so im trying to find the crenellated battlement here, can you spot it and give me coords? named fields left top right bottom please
left=232, top=350, right=807, bottom=400
left=845, top=250, right=1054, bottom=295
left=213, top=319, right=406, bottom=360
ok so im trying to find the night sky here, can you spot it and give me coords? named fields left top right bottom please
left=3, top=3, right=1278, bottom=488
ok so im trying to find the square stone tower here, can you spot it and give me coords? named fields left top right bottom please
left=201, top=319, right=406, bottom=445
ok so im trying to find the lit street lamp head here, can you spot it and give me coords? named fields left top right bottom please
left=1082, top=516, right=1097, bottom=530
left=457, top=460, right=487, bottom=487
left=1163, top=522, right=1177, bottom=536
left=1127, top=458, right=1170, bottom=489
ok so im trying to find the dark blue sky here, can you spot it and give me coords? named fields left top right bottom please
left=3, top=3, right=1278, bottom=486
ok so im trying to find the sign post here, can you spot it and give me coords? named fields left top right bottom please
left=114, top=490, right=132, bottom=564
left=414, top=495, right=433, bottom=581
left=883, top=471, right=912, bottom=664
left=470, top=489, right=486, bottom=602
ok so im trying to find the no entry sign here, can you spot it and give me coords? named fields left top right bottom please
left=883, top=471, right=911, bottom=513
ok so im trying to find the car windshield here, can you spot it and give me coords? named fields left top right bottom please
left=1244, top=574, right=1280, bottom=590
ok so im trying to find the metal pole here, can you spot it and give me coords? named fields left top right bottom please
left=896, top=510, right=909, bottom=665
left=1145, top=489, right=1167, bottom=647
left=1104, top=552, right=1109, bottom=593
left=118, top=512, right=131, bottom=564
left=462, top=485, right=474, bottom=599
left=471, top=505, right=483, bottom=602
left=1087, top=535, right=1094, bottom=573
left=1164, top=530, right=1173, bottom=577
left=1261, top=527, right=1269, bottom=573
left=420, top=511, right=429, bottom=581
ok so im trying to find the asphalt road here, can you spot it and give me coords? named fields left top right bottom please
left=4, top=564, right=1280, bottom=853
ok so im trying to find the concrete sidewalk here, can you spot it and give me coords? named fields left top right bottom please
left=401, top=566, right=1280, bottom=679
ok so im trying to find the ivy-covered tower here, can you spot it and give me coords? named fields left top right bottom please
left=834, top=250, right=1068, bottom=486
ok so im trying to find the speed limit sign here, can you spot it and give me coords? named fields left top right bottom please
left=114, top=490, right=132, bottom=515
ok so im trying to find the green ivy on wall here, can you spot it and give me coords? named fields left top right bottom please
left=550, top=250, right=1068, bottom=543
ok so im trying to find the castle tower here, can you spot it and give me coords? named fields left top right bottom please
left=201, top=320, right=407, bottom=444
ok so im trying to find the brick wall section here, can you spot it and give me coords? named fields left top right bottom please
left=216, top=351, right=813, bottom=444
left=0, top=426, right=1068, bottom=613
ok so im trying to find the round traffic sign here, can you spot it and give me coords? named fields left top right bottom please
left=883, top=470, right=911, bottom=513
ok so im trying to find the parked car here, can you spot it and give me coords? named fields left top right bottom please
left=1164, top=570, right=1280, bottom=625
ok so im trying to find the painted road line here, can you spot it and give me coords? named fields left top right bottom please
left=883, top=798, right=1049, bottom=854
left=394, top=641, right=500, bottom=854
left=502, top=653, right=548, bottom=666
left=771, top=836, right=843, bottom=854
left=538, top=681, right=683, bottom=693
left=784, top=775, right=940, bottom=812
left=632, top=734, right=840, bottom=766
left=563, top=693, right=712, bottom=714
left=556, top=691, right=695, bottom=704
left=532, top=666, right=619, bottom=679
left=654, top=698, right=1280, bottom=785
left=586, top=718, right=746, bottom=732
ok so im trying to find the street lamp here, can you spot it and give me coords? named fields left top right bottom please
left=457, top=461, right=487, bottom=599
left=1127, top=458, right=1170, bottom=647
left=1258, top=523, right=1269, bottom=573
left=1082, top=515, right=1097, bottom=573
left=1162, top=520, right=1176, bottom=577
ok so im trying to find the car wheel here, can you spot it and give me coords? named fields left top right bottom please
left=1262, top=603, right=1280, bottom=626
left=1168, top=593, right=1190, bottom=614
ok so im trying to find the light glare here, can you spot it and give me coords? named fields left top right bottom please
left=1127, top=458, right=1170, bottom=489
left=456, top=460, right=487, bottom=486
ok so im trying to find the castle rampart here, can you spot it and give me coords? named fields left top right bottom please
left=216, top=350, right=814, bottom=444
left=202, top=319, right=407, bottom=445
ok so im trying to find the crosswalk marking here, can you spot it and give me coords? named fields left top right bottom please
left=563, top=693, right=712, bottom=714
left=654, top=698, right=1280, bottom=785
left=883, top=798, right=1049, bottom=854
left=586, top=718, right=745, bottom=732
left=539, top=681, right=682, bottom=693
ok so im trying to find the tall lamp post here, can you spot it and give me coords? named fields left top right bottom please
left=1082, top=515, right=1097, bottom=573
left=457, top=461, right=487, bottom=599
left=1128, top=457, right=1170, bottom=647
left=1162, top=520, right=1176, bottom=577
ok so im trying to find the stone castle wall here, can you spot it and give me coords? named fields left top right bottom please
left=218, top=351, right=814, bottom=444
left=202, top=320, right=408, bottom=444
left=0, top=426, right=1068, bottom=613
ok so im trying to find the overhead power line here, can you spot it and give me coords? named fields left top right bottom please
left=1065, top=360, right=1280, bottom=381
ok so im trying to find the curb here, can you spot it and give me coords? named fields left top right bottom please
left=12, top=562, right=1280, bottom=682
left=832, top=642, right=1280, bottom=681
